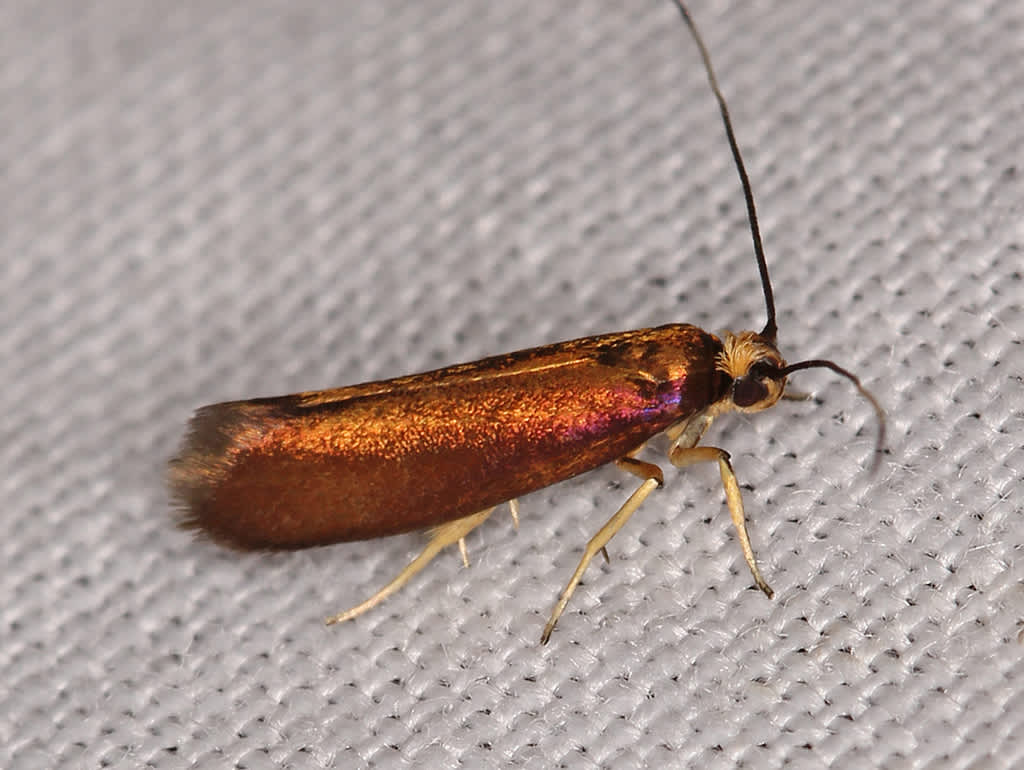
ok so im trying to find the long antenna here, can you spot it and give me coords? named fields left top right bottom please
left=671, top=1, right=777, bottom=342
left=674, top=2, right=886, bottom=469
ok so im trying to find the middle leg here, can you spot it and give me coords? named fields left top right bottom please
left=541, top=456, right=664, bottom=644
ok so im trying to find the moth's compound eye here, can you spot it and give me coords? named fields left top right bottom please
left=732, top=359, right=782, bottom=408
left=733, top=374, right=769, bottom=408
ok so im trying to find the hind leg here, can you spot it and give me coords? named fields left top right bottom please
left=326, top=506, right=497, bottom=625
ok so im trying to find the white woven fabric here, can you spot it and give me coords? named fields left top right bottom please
left=4, top=1, right=1023, bottom=767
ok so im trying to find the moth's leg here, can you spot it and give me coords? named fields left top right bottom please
left=781, top=388, right=812, bottom=401
left=668, top=443, right=774, bottom=599
left=325, top=507, right=496, bottom=625
left=509, top=499, right=520, bottom=530
left=541, top=459, right=664, bottom=645
left=595, top=456, right=665, bottom=562
left=616, top=456, right=663, bottom=484
left=665, top=412, right=714, bottom=447
left=573, top=448, right=659, bottom=564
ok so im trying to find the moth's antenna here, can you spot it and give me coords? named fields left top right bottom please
left=675, top=3, right=886, bottom=471
left=672, top=1, right=777, bottom=342
left=779, top=359, right=888, bottom=474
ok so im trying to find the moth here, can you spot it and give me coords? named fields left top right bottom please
left=168, top=1, right=884, bottom=643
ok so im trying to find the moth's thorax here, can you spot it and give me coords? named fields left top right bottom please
left=713, top=330, right=787, bottom=414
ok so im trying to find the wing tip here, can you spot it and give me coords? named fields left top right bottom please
left=166, top=400, right=280, bottom=550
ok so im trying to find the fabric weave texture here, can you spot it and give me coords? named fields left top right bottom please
left=3, top=1, right=1023, bottom=768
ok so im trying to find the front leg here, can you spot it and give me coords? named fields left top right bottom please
left=668, top=442, right=774, bottom=599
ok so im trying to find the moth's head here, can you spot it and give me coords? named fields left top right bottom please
left=716, top=329, right=887, bottom=472
left=717, top=330, right=787, bottom=413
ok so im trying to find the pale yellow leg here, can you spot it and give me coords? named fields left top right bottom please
left=617, top=456, right=665, bottom=485
left=781, top=388, right=812, bottom=401
left=596, top=456, right=666, bottom=563
left=541, top=459, right=664, bottom=644
left=509, top=498, right=520, bottom=530
left=325, top=507, right=495, bottom=625
left=665, top=412, right=713, bottom=446
left=668, top=444, right=774, bottom=599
